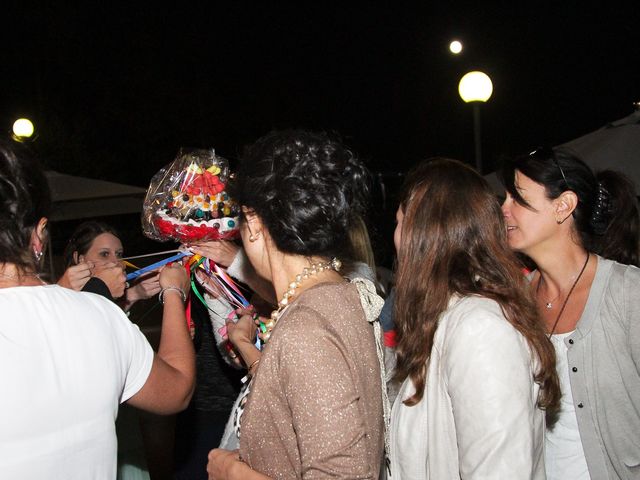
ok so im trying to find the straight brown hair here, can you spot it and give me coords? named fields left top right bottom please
left=393, top=158, right=560, bottom=417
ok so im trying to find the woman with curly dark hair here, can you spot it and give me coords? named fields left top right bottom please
left=206, top=130, right=386, bottom=480
left=390, top=158, right=560, bottom=479
left=501, top=147, right=640, bottom=480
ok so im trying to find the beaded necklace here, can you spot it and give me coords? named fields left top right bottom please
left=260, top=257, right=342, bottom=342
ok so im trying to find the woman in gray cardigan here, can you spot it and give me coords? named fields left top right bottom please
left=501, top=147, right=640, bottom=480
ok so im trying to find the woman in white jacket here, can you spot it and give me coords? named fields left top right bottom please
left=389, top=158, right=560, bottom=479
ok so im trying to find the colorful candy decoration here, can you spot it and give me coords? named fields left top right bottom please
left=142, top=148, right=240, bottom=243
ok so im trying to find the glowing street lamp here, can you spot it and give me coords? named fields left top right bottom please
left=458, top=71, right=493, bottom=173
left=449, top=40, right=463, bottom=54
left=12, top=118, right=35, bottom=142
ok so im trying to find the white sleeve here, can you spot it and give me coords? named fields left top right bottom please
left=226, top=249, right=276, bottom=303
left=107, top=308, right=154, bottom=403
left=204, top=293, right=242, bottom=368
left=444, top=306, right=539, bottom=479
left=226, top=247, right=252, bottom=284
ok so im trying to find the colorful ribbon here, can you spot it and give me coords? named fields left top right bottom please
left=125, top=251, right=191, bottom=282
left=124, top=248, right=261, bottom=350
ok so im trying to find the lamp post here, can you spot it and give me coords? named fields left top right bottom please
left=12, top=118, right=35, bottom=142
left=458, top=71, right=493, bottom=173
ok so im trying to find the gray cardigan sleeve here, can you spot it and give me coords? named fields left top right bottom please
left=623, top=265, right=640, bottom=370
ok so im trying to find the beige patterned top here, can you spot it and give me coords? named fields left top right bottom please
left=239, top=281, right=384, bottom=479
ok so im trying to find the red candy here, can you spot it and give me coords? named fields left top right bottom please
left=154, top=217, right=239, bottom=243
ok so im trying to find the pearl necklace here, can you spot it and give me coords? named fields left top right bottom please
left=260, top=258, right=342, bottom=342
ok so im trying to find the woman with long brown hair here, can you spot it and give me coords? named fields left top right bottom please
left=389, top=158, right=560, bottom=479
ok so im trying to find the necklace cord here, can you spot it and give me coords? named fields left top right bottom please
left=543, top=253, right=590, bottom=337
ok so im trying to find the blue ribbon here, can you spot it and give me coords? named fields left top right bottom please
left=126, top=251, right=191, bottom=282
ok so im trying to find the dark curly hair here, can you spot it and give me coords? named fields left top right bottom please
left=233, top=129, right=371, bottom=259
left=0, top=140, right=51, bottom=271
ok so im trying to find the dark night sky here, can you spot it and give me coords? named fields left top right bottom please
left=2, top=3, right=639, bottom=182
left=2, top=3, right=638, bottom=264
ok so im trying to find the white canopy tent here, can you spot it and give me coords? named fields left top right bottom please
left=44, top=171, right=147, bottom=277
left=46, top=171, right=147, bottom=221
left=484, top=109, right=640, bottom=195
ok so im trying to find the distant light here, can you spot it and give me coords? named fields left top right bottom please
left=449, top=40, right=463, bottom=54
left=458, top=71, right=493, bottom=103
left=12, top=118, right=35, bottom=139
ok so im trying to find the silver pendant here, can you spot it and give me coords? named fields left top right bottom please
left=546, top=302, right=553, bottom=309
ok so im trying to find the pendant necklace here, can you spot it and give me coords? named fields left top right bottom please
left=541, top=253, right=590, bottom=337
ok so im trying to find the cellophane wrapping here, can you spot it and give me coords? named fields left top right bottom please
left=142, top=148, right=240, bottom=243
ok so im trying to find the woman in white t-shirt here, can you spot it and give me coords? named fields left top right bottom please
left=0, top=140, right=196, bottom=480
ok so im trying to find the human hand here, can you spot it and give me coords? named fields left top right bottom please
left=195, top=269, right=221, bottom=298
left=159, top=263, right=189, bottom=293
left=57, top=261, right=94, bottom=291
left=93, top=261, right=127, bottom=299
left=207, top=448, right=241, bottom=480
left=126, top=271, right=161, bottom=303
left=189, top=241, right=240, bottom=268
left=226, top=306, right=259, bottom=348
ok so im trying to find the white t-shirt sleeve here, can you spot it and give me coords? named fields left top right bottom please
left=120, top=323, right=154, bottom=402
left=102, top=302, right=154, bottom=403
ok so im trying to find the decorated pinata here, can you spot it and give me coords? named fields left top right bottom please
left=142, top=148, right=240, bottom=243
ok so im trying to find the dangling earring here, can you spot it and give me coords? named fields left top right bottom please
left=33, top=249, right=44, bottom=262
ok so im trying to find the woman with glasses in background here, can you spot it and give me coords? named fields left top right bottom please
left=501, top=147, right=640, bottom=480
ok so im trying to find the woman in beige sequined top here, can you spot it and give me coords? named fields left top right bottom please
left=207, top=130, right=386, bottom=480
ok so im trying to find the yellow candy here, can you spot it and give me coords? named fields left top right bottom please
left=223, top=207, right=231, bottom=215
left=172, top=190, right=179, bottom=197
left=207, top=165, right=221, bottom=175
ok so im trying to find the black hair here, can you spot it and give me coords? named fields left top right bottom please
left=501, top=147, right=640, bottom=266
left=63, top=221, right=121, bottom=267
left=233, top=129, right=371, bottom=259
left=0, top=140, right=51, bottom=271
